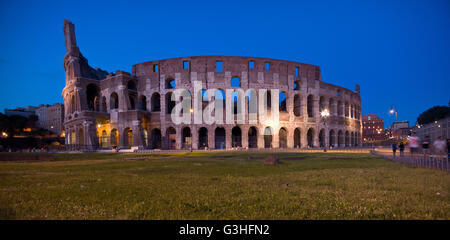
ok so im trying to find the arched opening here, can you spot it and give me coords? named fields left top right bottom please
left=100, top=130, right=108, bottom=149
left=139, top=95, right=147, bottom=111
left=129, top=96, right=136, bottom=110
left=307, top=95, right=314, bottom=117
left=307, top=128, right=314, bottom=148
left=78, top=129, right=84, bottom=146
left=345, top=102, right=349, bottom=117
left=166, top=127, right=176, bottom=150
left=319, top=129, right=325, bottom=148
left=247, top=90, right=258, bottom=121
left=266, top=90, right=272, bottom=110
left=294, top=80, right=300, bottom=90
left=338, top=130, right=344, bottom=147
left=201, top=89, right=209, bottom=110
left=127, top=81, right=137, bottom=91
left=110, top=129, right=119, bottom=147
left=110, top=92, right=119, bottom=109
left=294, top=128, right=301, bottom=148
left=279, top=128, right=287, bottom=148
left=319, top=96, right=325, bottom=112
left=198, top=127, right=208, bottom=149
left=166, top=78, right=176, bottom=89
left=337, top=101, right=343, bottom=116
left=178, top=90, right=192, bottom=116
left=279, top=92, right=287, bottom=112
left=294, top=94, right=301, bottom=116
left=328, top=98, right=334, bottom=116
left=248, top=127, right=258, bottom=148
left=214, top=89, right=225, bottom=120
left=128, top=81, right=137, bottom=110
left=86, top=84, right=100, bottom=111
left=345, top=131, right=350, bottom=147
left=231, top=91, right=240, bottom=115
left=166, top=92, right=175, bottom=114
left=181, top=127, right=192, bottom=149
left=264, top=127, right=272, bottom=148
left=102, top=96, right=107, bottom=112
left=124, top=128, right=133, bottom=148
left=231, top=126, right=242, bottom=148
left=150, top=129, right=162, bottom=149
left=151, top=93, right=161, bottom=112
left=143, top=128, right=148, bottom=147
left=231, top=77, right=241, bottom=87
left=329, top=130, right=335, bottom=148
left=215, top=127, right=226, bottom=149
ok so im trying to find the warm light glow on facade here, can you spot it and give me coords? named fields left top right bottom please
left=320, top=109, right=330, bottom=118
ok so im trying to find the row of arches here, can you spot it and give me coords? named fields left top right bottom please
left=90, top=125, right=360, bottom=150
left=69, top=81, right=360, bottom=122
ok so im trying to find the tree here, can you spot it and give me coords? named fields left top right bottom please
left=0, top=114, right=39, bottom=138
left=417, top=106, right=450, bottom=125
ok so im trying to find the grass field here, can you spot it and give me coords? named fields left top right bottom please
left=0, top=152, right=448, bottom=219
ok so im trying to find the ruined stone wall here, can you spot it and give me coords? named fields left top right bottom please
left=62, top=21, right=362, bottom=151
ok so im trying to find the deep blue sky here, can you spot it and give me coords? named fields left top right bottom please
left=0, top=0, right=449, bottom=128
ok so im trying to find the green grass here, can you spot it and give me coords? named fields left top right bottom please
left=0, top=152, right=448, bottom=219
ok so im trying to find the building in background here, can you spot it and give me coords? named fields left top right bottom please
left=3, top=104, right=64, bottom=135
left=411, top=116, right=449, bottom=142
left=35, top=104, right=65, bottom=135
left=390, top=121, right=410, bottom=140
left=4, top=106, right=37, bottom=118
left=362, top=114, right=385, bottom=142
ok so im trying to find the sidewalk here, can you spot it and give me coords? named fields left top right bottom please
left=371, top=149, right=449, bottom=171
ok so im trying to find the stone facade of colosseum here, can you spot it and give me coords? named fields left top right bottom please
left=62, top=20, right=362, bottom=151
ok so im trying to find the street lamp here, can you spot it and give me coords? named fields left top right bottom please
left=320, top=109, right=330, bottom=152
left=389, top=106, right=398, bottom=121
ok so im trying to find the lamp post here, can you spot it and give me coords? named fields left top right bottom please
left=190, top=108, right=193, bottom=152
left=320, top=109, right=330, bottom=152
left=389, top=106, right=398, bottom=121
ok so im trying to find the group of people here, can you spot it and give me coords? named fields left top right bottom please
left=392, top=133, right=449, bottom=159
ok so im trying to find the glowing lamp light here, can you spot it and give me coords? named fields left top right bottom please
left=189, top=108, right=194, bottom=113
left=320, top=109, right=330, bottom=118
left=97, top=124, right=101, bottom=128
left=2, top=132, right=7, bottom=137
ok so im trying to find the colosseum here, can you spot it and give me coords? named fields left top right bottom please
left=62, top=20, right=362, bottom=151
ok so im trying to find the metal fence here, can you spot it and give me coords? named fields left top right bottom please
left=64, top=144, right=98, bottom=152
left=371, top=149, right=449, bottom=171
left=134, top=147, right=373, bottom=154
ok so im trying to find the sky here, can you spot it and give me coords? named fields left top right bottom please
left=0, top=0, right=449, bottom=128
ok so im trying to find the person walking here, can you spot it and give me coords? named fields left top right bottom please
left=399, top=142, right=405, bottom=157
left=409, top=132, right=420, bottom=159
left=392, top=142, right=397, bottom=158
left=433, top=136, right=447, bottom=163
